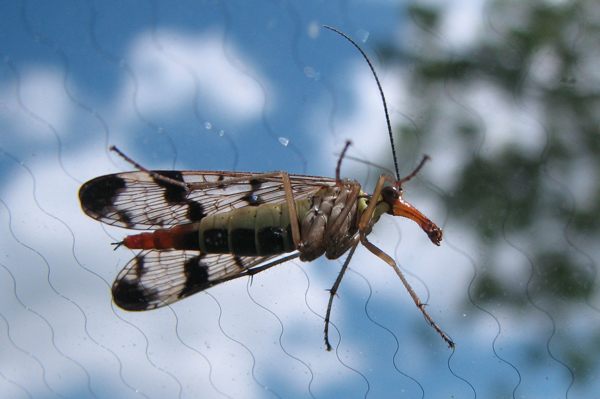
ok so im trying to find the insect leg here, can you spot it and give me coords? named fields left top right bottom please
left=280, top=172, right=302, bottom=249
left=398, top=155, right=430, bottom=184
left=220, top=253, right=301, bottom=284
left=324, top=182, right=362, bottom=240
left=324, top=241, right=359, bottom=351
left=110, top=145, right=192, bottom=190
left=358, top=174, right=395, bottom=233
left=359, top=233, right=454, bottom=348
left=335, top=141, right=352, bottom=184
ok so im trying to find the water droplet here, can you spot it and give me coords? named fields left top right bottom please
left=119, top=59, right=126, bottom=68
left=307, top=22, right=320, bottom=39
left=278, top=137, right=289, bottom=146
left=219, top=130, right=225, bottom=136
left=157, top=127, right=164, bottom=133
left=304, top=67, right=315, bottom=78
left=204, top=122, right=212, bottom=130
left=357, top=29, right=369, bottom=43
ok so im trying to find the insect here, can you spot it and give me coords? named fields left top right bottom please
left=79, top=26, right=454, bottom=351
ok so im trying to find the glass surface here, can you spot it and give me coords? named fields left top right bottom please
left=1, top=0, right=598, bottom=398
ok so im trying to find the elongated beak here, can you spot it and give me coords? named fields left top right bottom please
left=392, top=197, right=443, bottom=246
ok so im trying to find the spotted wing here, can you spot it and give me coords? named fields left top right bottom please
left=112, top=250, right=298, bottom=311
left=79, top=171, right=336, bottom=230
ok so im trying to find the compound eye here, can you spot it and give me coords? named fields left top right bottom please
left=381, top=186, right=401, bottom=203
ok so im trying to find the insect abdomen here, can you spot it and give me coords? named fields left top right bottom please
left=123, top=201, right=308, bottom=256
left=199, top=202, right=298, bottom=256
left=122, top=223, right=201, bottom=250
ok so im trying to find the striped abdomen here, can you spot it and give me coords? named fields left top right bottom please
left=123, top=199, right=312, bottom=256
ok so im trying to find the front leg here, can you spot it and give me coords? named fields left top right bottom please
left=359, top=231, right=455, bottom=348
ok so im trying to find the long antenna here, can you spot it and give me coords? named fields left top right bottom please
left=324, top=25, right=400, bottom=182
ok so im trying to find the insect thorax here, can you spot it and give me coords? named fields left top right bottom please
left=297, top=185, right=363, bottom=262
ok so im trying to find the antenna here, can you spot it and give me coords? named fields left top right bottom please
left=323, top=25, right=401, bottom=182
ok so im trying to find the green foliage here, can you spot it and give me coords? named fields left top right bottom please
left=386, top=0, right=600, bottom=305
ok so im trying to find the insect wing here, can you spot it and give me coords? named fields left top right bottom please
left=112, top=250, right=286, bottom=310
left=79, top=171, right=336, bottom=230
